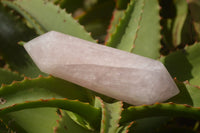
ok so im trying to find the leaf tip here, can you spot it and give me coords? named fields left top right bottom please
left=18, top=41, right=26, bottom=46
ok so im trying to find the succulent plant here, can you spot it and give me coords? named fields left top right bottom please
left=0, top=0, right=200, bottom=132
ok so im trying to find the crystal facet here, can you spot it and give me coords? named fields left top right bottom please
left=24, top=31, right=179, bottom=105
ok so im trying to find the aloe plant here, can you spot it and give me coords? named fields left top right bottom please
left=0, top=0, right=200, bottom=132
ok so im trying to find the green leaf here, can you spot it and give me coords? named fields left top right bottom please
left=95, top=97, right=123, bottom=133
left=54, top=110, right=95, bottom=133
left=56, top=0, right=84, bottom=13
left=0, top=76, right=92, bottom=106
left=1, top=0, right=95, bottom=42
left=188, top=0, right=200, bottom=41
left=78, top=0, right=115, bottom=41
left=5, top=108, right=61, bottom=133
left=0, top=116, right=27, bottom=133
left=0, top=119, right=12, bottom=133
left=156, top=124, right=198, bottom=133
left=0, top=75, right=96, bottom=132
left=116, top=121, right=135, bottom=133
left=132, top=117, right=169, bottom=133
left=106, top=0, right=161, bottom=59
left=168, top=80, right=200, bottom=107
left=0, top=68, right=23, bottom=85
left=106, top=0, right=142, bottom=48
left=160, top=42, right=200, bottom=86
left=0, top=99, right=100, bottom=126
left=171, top=0, right=188, bottom=47
left=0, top=4, right=43, bottom=77
left=105, top=9, right=125, bottom=43
left=180, top=12, right=196, bottom=46
left=65, top=111, right=94, bottom=131
left=120, top=103, right=200, bottom=124
left=160, top=0, right=193, bottom=49
left=116, top=0, right=130, bottom=10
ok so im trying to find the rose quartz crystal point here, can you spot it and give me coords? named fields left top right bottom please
left=24, top=31, right=179, bottom=105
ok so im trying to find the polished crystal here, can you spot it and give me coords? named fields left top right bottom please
left=24, top=31, right=179, bottom=105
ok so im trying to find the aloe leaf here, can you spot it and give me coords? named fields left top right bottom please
left=0, top=116, right=27, bottom=133
left=0, top=68, right=23, bottom=85
left=0, top=99, right=100, bottom=132
left=54, top=110, right=96, bottom=133
left=159, top=0, right=175, bottom=50
left=171, top=0, right=188, bottom=47
left=160, top=42, right=200, bottom=86
left=3, top=100, right=99, bottom=133
left=120, top=103, right=200, bottom=124
left=129, top=0, right=161, bottom=58
left=1, top=0, right=95, bottom=42
left=0, top=76, right=92, bottom=106
left=5, top=108, right=61, bottom=133
left=116, top=121, right=135, bottom=133
left=188, top=0, right=200, bottom=41
left=106, top=0, right=161, bottom=59
left=65, top=111, right=94, bottom=131
left=78, top=0, right=115, bottom=41
left=0, top=4, right=43, bottom=77
left=105, top=9, right=125, bottom=43
left=0, top=119, right=25, bottom=133
left=168, top=81, right=200, bottom=107
left=158, top=117, right=200, bottom=133
left=132, top=117, right=170, bottom=133
left=180, top=12, right=196, bottom=46
left=0, top=75, right=95, bottom=132
left=0, top=99, right=100, bottom=125
left=116, top=0, right=130, bottom=10
left=156, top=123, right=198, bottom=133
left=95, top=97, right=123, bottom=133
left=56, top=0, right=84, bottom=13
left=0, top=119, right=11, bottom=133
left=106, top=0, right=142, bottom=48
left=160, top=0, right=194, bottom=49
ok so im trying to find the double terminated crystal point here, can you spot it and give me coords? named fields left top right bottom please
left=24, top=31, right=179, bottom=105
